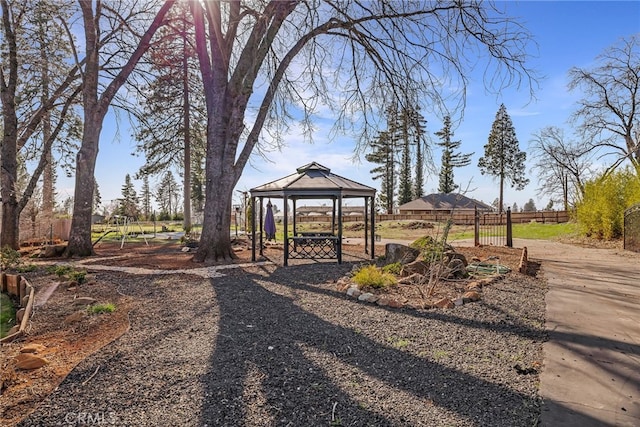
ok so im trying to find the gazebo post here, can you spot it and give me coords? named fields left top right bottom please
left=251, top=196, right=257, bottom=261
left=364, top=196, right=369, bottom=255
left=337, top=194, right=343, bottom=264
left=283, top=195, right=289, bottom=266
left=259, top=197, right=264, bottom=256
left=292, top=198, right=297, bottom=236
left=370, top=194, right=376, bottom=259
left=331, top=197, right=336, bottom=234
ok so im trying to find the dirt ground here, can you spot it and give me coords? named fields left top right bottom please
left=0, top=239, right=525, bottom=426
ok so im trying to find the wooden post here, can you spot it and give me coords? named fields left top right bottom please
left=506, top=207, right=513, bottom=248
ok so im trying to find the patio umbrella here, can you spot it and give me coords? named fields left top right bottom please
left=264, top=200, right=276, bottom=241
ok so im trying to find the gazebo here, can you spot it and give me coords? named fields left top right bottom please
left=249, top=162, right=377, bottom=266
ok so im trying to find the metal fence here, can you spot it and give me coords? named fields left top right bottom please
left=624, top=203, right=640, bottom=253
left=474, top=207, right=513, bottom=247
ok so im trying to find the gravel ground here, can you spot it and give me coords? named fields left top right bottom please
left=18, top=261, right=546, bottom=426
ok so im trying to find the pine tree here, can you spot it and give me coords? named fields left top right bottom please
left=119, top=174, right=139, bottom=218
left=365, top=130, right=395, bottom=214
left=397, top=110, right=413, bottom=205
left=410, top=108, right=428, bottom=199
left=478, top=104, right=529, bottom=213
left=141, top=174, right=152, bottom=220
left=93, top=179, right=101, bottom=214
left=155, top=171, right=180, bottom=219
left=435, top=115, right=473, bottom=193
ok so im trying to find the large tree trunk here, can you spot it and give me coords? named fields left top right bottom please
left=182, top=34, right=192, bottom=232
left=0, top=0, right=20, bottom=249
left=65, top=0, right=175, bottom=257
left=66, top=116, right=102, bottom=256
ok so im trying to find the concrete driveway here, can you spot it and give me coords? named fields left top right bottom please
left=518, top=239, right=640, bottom=426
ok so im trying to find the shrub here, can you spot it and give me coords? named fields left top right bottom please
left=88, top=303, right=116, bottom=315
left=576, top=167, right=640, bottom=239
left=352, top=265, right=397, bottom=289
left=68, top=270, right=87, bottom=284
left=410, top=235, right=446, bottom=262
left=0, top=246, right=22, bottom=271
left=382, top=262, right=402, bottom=275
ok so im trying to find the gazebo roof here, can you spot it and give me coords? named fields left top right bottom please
left=250, top=162, right=376, bottom=199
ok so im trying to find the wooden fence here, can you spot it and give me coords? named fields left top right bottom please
left=294, top=210, right=570, bottom=225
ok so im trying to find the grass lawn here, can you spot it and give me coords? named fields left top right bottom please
left=1, top=292, right=16, bottom=338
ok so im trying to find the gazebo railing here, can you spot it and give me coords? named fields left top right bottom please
left=288, top=235, right=339, bottom=260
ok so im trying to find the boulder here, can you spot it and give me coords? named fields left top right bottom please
left=401, top=260, right=430, bottom=277
left=445, top=250, right=468, bottom=266
left=462, top=290, right=481, bottom=303
left=20, top=343, right=46, bottom=354
left=385, top=243, right=420, bottom=264
left=434, top=297, right=455, bottom=309
left=446, top=259, right=469, bottom=279
left=15, top=353, right=49, bottom=370
left=39, top=244, right=66, bottom=258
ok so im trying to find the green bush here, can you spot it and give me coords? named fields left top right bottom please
left=352, top=265, right=397, bottom=289
left=382, top=262, right=402, bottom=275
left=410, top=235, right=446, bottom=262
left=88, top=302, right=116, bottom=315
left=0, top=246, right=22, bottom=271
left=576, top=167, right=640, bottom=239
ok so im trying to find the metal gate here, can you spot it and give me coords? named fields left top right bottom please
left=624, top=203, right=640, bottom=252
left=474, top=207, right=513, bottom=247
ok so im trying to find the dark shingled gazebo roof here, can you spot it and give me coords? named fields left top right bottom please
left=250, top=162, right=376, bottom=198
left=249, top=162, right=376, bottom=266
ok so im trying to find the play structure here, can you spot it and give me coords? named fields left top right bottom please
left=92, top=215, right=149, bottom=248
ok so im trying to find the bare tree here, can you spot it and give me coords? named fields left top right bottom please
left=569, top=35, right=640, bottom=172
left=190, top=0, right=536, bottom=262
left=0, top=0, right=81, bottom=249
left=65, top=0, right=175, bottom=257
left=529, top=126, right=593, bottom=210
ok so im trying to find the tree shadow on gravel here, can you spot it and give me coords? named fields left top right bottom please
left=201, top=263, right=544, bottom=426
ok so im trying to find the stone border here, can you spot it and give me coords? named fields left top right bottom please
left=1, top=273, right=36, bottom=343
left=336, top=246, right=528, bottom=310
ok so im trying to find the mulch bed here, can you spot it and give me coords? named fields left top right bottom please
left=4, top=239, right=545, bottom=426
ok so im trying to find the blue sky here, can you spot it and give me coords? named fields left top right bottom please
left=56, top=1, right=640, bottom=213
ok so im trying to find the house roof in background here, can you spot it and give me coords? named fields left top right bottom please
left=399, top=193, right=494, bottom=211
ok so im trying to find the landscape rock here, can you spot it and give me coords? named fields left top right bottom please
left=346, top=286, right=361, bottom=298
left=358, top=293, right=377, bottom=303
left=385, top=243, right=420, bottom=264
left=39, top=244, right=66, bottom=258
left=181, top=246, right=190, bottom=252
left=376, top=296, right=390, bottom=306
left=462, top=291, right=481, bottom=303
left=15, top=353, right=49, bottom=370
left=20, top=343, right=46, bottom=354
left=434, top=297, right=455, bottom=309
left=447, top=259, right=469, bottom=279
left=401, top=260, right=430, bottom=277
left=445, top=250, right=468, bottom=266
left=7, top=325, right=20, bottom=336
left=388, top=299, right=405, bottom=308
left=454, top=298, right=465, bottom=306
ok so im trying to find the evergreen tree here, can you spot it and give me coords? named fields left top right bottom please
left=93, top=179, right=101, bottom=214
left=155, top=171, right=180, bottom=219
left=410, top=108, right=428, bottom=199
left=366, top=130, right=395, bottom=214
left=435, top=115, right=473, bottom=193
left=141, top=174, right=152, bottom=220
left=119, top=174, right=139, bottom=218
left=478, top=104, right=529, bottom=213
left=523, top=198, right=537, bottom=212
left=397, top=109, right=413, bottom=205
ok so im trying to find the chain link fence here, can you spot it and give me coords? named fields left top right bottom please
left=624, top=203, right=640, bottom=253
